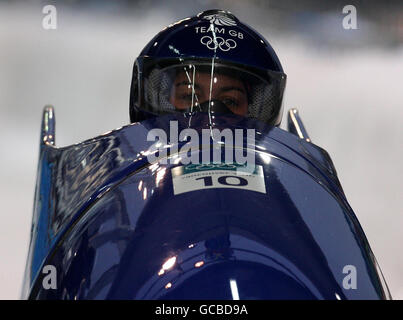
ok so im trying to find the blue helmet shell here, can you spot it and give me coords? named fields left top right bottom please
left=130, top=9, right=286, bottom=124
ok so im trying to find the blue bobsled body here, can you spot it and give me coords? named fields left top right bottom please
left=22, top=107, right=390, bottom=299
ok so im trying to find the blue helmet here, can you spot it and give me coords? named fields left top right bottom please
left=129, top=9, right=286, bottom=126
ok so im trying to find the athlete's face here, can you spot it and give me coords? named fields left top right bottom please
left=169, top=71, right=248, bottom=116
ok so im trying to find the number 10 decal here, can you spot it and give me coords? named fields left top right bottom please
left=196, top=175, right=249, bottom=187
left=171, top=165, right=266, bottom=195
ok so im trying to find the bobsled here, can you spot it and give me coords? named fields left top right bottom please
left=22, top=106, right=391, bottom=299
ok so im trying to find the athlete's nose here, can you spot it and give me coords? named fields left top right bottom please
left=199, top=100, right=233, bottom=114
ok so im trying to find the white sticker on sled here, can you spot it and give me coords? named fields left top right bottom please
left=171, top=164, right=266, bottom=195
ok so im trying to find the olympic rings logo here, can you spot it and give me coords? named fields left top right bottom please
left=200, top=36, right=237, bottom=52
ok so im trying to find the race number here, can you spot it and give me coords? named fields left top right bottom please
left=171, top=163, right=266, bottom=195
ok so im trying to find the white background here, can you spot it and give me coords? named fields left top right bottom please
left=0, top=2, right=402, bottom=299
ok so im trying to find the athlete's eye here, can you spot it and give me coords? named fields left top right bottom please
left=221, top=96, right=242, bottom=109
left=179, top=94, right=193, bottom=101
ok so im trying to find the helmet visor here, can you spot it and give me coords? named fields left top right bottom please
left=139, top=58, right=286, bottom=125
